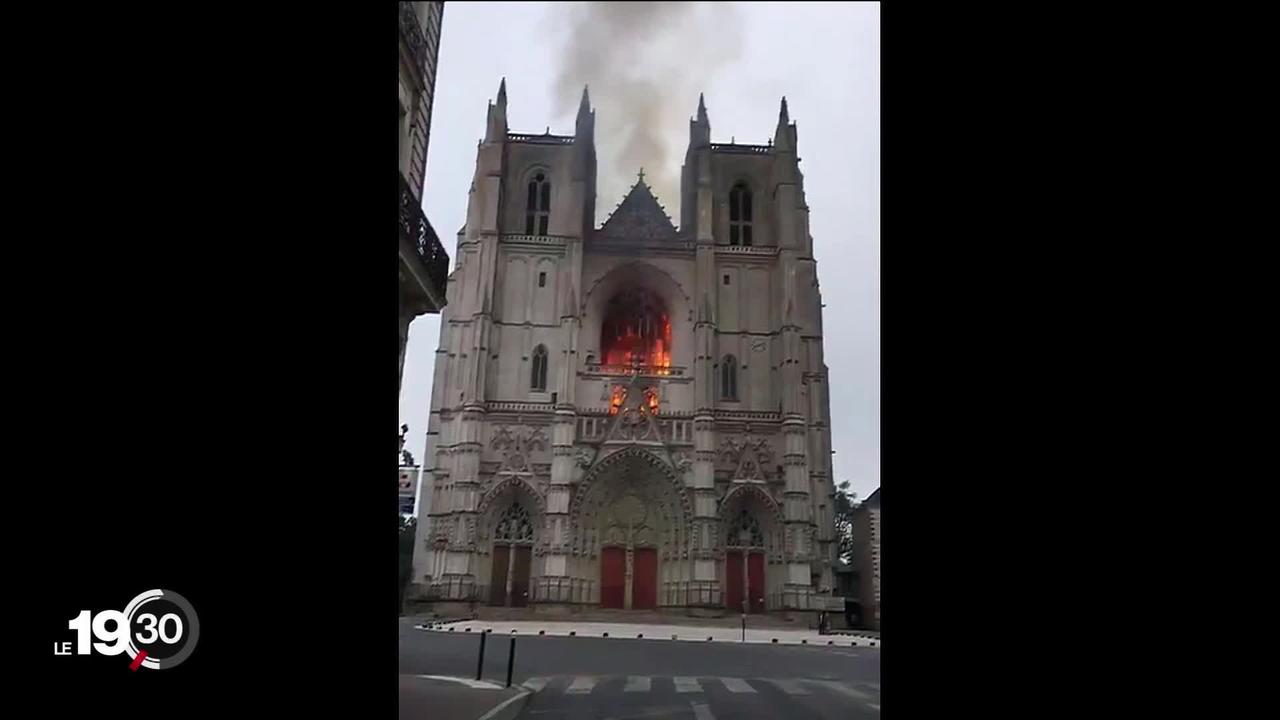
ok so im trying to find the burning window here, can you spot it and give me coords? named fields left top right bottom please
left=644, top=387, right=660, bottom=415
left=600, top=288, right=672, bottom=370
left=609, top=385, right=627, bottom=415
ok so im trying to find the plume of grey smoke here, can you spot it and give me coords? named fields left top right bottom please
left=548, top=2, right=743, bottom=228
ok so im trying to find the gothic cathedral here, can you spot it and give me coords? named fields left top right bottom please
left=409, top=81, right=837, bottom=615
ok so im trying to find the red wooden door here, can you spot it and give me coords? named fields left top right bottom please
left=724, top=550, right=744, bottom=611
left=600, top=547, right=625, bottom=608
left=489, top=545, right=510, bottom=606
left=511, top=546, right=531, bottom=607
left=747, top=551, right=765, bottom=613
left=632, top=548, right=658, bottom=609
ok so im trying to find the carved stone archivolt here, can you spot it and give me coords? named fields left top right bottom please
left=476, top=475, right=545, bottom=555
left=569, top=447, right=691, bottom=561
left=717, top=482, right=785, bottom=562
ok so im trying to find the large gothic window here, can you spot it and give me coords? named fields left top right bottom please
left=730, top=509, right=764, bottom=547
left=495, top=503, right=534, bottom=543
left=600, top=288, right=672, bottom=369
left=729, top=182, right=752, bottom=246
left=526, top=172, right=551, bottom=236
left=530, top=345, right=548, bottom=391
left=721, top=355, right=738, bottom=401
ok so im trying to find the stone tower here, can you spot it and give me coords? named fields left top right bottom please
left=409, top=83, right=837, bottom=616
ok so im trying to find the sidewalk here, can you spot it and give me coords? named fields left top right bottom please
left=399, top=674, right=529, bottom=720
left=414, top=619, right=879, bottom=647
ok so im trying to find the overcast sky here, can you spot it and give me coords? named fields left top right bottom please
left=401, top=2, right=879, bottom=502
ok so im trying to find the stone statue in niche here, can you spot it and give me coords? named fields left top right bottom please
left=671, top=450, right=693, bottom=475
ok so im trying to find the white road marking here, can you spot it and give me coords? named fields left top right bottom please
left=476, top=691, right=531, bottom=720
left=691, top=702, right=716, bottom=720
left=521, top=676, right=550, bottom=693
left=868, top=703, right=881, bottom=712
left=566, top=676, right=599, bottom=694
left=808, top=680, right=871, bottom=701
left=675, top=677, right=703, bottom=693
left=624, top=676, right=652, bottom=692
left=767, top=678, right=811, bottom=695
left=720, top=677, right=756, bottom=693
left=412, top=675, right=504, bottom=689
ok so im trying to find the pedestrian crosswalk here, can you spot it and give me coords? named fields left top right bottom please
left=623, top=675, right=651, bottom=692
left=674, top=676, right=702, bottom=693
left=520, top=674, right=878, bottom=702
left=565, top=675, right=599, bottom=694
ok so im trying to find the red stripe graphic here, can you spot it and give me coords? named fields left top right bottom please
left=130, top=650, right=148, bottom=671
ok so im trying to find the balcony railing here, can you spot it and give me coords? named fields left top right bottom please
left=399, top=172, right=450, bottom=298
left=711, top=143, right=772, bottom=154
left=585, top=362, right=687, bottom=377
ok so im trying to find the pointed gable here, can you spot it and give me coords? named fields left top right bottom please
left=598, top=171, right=678, bottom=242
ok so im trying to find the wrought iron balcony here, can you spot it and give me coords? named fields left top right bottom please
left=399, top=172, right=450, bottom=307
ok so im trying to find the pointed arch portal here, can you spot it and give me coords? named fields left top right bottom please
left=570, top=447, right=690, bottom=609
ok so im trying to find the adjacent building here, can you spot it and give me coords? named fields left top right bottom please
left=399, top=1, right=449, bottom=390
left=400, top=465, right=422, bottom=516
left=408, top=83, right=839, bottom=617
left=851, top=487, right=880, bottom=629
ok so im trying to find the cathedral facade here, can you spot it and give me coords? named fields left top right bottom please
left=409, top=81, right=837, bottom=614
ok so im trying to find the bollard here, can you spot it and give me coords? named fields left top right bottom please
left=637, top=634, right=643, bottom=638
left=771, top=638, right=778, bottom=643
left=539, top=630, right=545, bottom=635
left=506, top=637, right=516, bottom=688
left=569, top=631, right=576, bottom=636
left=602, top=632, right=609, bottom=637
left=476, top=631, right=487, bottom=681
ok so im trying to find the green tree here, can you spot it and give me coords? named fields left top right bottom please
left=833, top=480, right=858, bottom=564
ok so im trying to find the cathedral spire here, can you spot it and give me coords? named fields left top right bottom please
left=575, top=84, right=594, bottom=137
left=689, top=92, right=710, bottom=149
left=774, top=95, right=795, bottom=152
left=485, top=77, right=509, bottom=143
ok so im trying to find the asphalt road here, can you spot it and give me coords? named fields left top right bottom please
left=399, top=623, right=880, bottom=719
